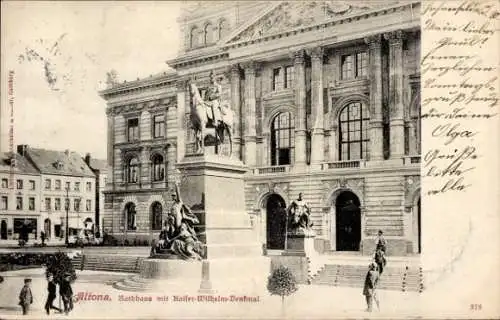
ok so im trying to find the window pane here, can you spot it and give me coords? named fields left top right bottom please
left=350, top=143, right=360, bottom=159
left=341, top=55, right=354, bottom=79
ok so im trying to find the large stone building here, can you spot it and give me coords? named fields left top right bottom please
left=100, top=1, right=421, bottom=255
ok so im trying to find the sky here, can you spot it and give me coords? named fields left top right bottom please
left=0, top=1, right=181, bottom=159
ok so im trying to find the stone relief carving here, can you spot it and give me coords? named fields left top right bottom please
left=231, top=2, right=399, bottom=43
left=321, top=178, right=365, bottom=207
left=109, top=97, right=176, bottom=116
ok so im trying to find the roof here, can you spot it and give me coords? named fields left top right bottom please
left=26, top=148, right=95, bottom=177
left=0, top=152, right=39, bottom=175
left=87, top=158, right=108, bottom=172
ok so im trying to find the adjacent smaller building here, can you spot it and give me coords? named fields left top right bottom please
left=84, top=154, right=108, bottom=237
left=0, top=152, right=41, bottom=240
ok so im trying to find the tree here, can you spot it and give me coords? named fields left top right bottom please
left=45, top=251, right=77, bottom=285
left=267, top=265, right=298, bottom=314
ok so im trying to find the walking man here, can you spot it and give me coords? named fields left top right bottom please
left=363, top=263, right=380, bottom=312
left=45, top=273, right=62, bottom=314
left=59, top=274, right=73, bottom=314
left=376, top=230, right=387, bottom=253
left=18, top=278, right=33, bottom=315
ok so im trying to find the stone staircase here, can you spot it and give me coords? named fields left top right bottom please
left=311, top=263, right=424, bottom=292
left=71, top=254, right=145, bottom=273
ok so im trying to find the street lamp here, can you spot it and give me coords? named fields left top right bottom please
left=65, top=187, right=69, bottom=246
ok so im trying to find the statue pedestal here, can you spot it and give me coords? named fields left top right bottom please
left=284, top=233, right=317, bottom=257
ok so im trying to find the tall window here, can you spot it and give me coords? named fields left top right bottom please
left=45, top=198, right=51, bottom=211
left=55, top=179, right=61, bottom=190
left=1, top=196, right=7, bottom=210
left=86, top=200, right=92, bottom=211
left=272, top=68, right=283, bottom=91
left=74, top=182, right=80, bottom=192
left=1, top=179, right=7, bottom=188
left=86, top=182, right=92, bottom=192
left=65, top=198, right=70, bottom=211
left=29, top=180, right=35, bottom=190
left=204, top=23, right=213, bottom=44
left=125, top=202, right=137, bottom=231
left=127, top=158, right=139, bottom=183
left=45, top=179, right=51, bottom=190
left=190, top=26, right=199, bottom=48
left=74, top=199, right=81, bottom=212
left=127, top=118, right=139, bottom=142
left=55, top=198, right=61, bottom=211
left=339, top=102, right=370, bottom=160
left=151, top=202, right=162, bottom=231
left=218, top=19, right=228, bottom=40
left=65, top=181, right=70, bottom=191
left=16, top=180, right=23, bottom=189
left=29, top=197, right=35, bottom=211
left=284, top=66, right=294, bottom=89
left=152, top=154, right=165, bottom=182
left=271, top=112, right=294, bottom=166
left=341, top=52, right=368, bottom=80
left=153, top=115, right=165, bottom=138
left=16, top=197, right=23, bottom=210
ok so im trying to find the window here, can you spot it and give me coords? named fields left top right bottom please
left=153, top=115, right=165, bottom=138
left=341, top=52, right=368, bottom=80
left=74, top=182, right=80, bottom=192
left=29, top=197, right=35, bottom=211
left=339, top=102, right=370, bottom=160
left=272, top=68, right=283, bottom=91
left=16, top=197, right=23, bottom=210
left=204, top=23, right=213, bottom=44
left=45, top=198, right=51, bottom=211
left=151, top=202, right=162, bottom=231
left=55, top=198, right=61, bottom=211
left=1, top=196, right=8, bottom=210
left=45, top=179, right=51, bottom=190
left=65, top=198, right=70, bottom=211
left=152, top=154, right=165, bottom=182
left=65, top=181, right=70, bottom=191
left=16, top=179, right=23, bottom=189
left=127, top=158, right=139, bottom=183
left=74, top=199, right=81, bottom=212
left=29, top=180, right=35, bottom=190
left=125, top=202, right=137, bottom=231
left=127, top=118, right=139, bottom=142
left=190, top=26, right=199, bottom=48
left=1, top=179, right=7, bottom=188
left=271, top=112, right=294, bottom=166
left=86, top=182, right=92, bottom=192
left=218, top=19, right=228, bottom=40
left=284, top=66, right=294, bottom=89
left=55, top=179, right=61, bottom=190
left=86, top=200, right=92, bottom=211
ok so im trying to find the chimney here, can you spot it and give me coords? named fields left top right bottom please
left=84, top=153, right=91, bottom=165
left=17, top=144, right=28, bottom=156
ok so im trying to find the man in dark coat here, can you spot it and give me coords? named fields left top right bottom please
left=374, top=248, right=387, bottom=275
left=363, top=263, right=380, bottom=312
left=18, top=278, right=33, bottom=315
left=45, top=274, right=61, bottom=314
left=59, top=274, right=73, bottom=314
left=376, top=230, right=387, bottom=253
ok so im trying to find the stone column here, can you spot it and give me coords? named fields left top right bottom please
left=230, top=64, right=242, bottom=160
left=243, top=62, right=258, bottom=167
left=385, top=31, right=406, bottom=159
left=176, top=80, right=187, bottom=163
left=105, top=108, right=115, bottom=186
left=310, top=47, right=325, bottom=167
left=294, top=49, right=307, bottom=167
left=364, top=34, right=384, bottom=161
left=329, top=125, right=337, bottom=161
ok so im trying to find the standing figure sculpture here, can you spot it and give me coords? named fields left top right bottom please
left=286, top=192, right=314, bottom=235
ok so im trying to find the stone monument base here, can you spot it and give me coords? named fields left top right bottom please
left=284, top=233, right=317, bottom=257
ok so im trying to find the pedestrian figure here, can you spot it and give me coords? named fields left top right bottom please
left=18, top=278, right=33, bottom=315
left=376, top=230, right=387, bottom=253
left=363, top=263, right=380, bottom=312
left=59, top=274, right=73, bottom=314
left=374, top=248, right=387, bottom=275
left=41, top=231, right=46, bottom=246
left=45, top=273, right=62, bottom=315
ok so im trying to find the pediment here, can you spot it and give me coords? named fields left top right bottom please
left=227, top=1, right=402, bottom=44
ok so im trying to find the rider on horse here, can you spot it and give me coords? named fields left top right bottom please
left=205, top=72, right=224, bottom=127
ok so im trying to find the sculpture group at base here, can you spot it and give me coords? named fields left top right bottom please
left=151, top=183, right=204, bottom=261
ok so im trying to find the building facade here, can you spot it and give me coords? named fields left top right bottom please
left=0, top=152, right=42, bottom=241
left=84, top=154, right=108, bottom=237
left=17, top=145, right=97, bottom=240
left=101, top=1, right=421, bottom=255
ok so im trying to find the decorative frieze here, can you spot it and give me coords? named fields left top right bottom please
left=321, top=178, right=365, bottom=207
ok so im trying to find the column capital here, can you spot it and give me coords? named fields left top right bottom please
left=293, top=49, right=306, bottom=65
left=176, top=78, right=189, bottom=91
left=230, top=64, right=241, bottom=77
left=309, top=47, right=324, bottom=61
left=364, top=34, right=382, bottom=48
left=242, top=61, right=261, bottom=74
left=384, top=30, right=405, bottom=45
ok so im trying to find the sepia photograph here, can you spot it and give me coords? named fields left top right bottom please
left=0, top=1, right=498, bottom=319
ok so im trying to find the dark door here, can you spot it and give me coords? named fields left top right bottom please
left=0, top=220, right=7, bottom=240
left=266, top=194, right=286, bottom=250
left=335, top=191, right=361, bottom=251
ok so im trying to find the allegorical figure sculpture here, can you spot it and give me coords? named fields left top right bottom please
left=286, top=192, right=314, bottom=235
left=152, top=183, right=204, bottom=260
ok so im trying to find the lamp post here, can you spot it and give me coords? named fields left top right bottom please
left=65, top=187, right=69, bottom=246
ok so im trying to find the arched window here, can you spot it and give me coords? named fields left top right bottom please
left=125, top=202, right=136, bottom=231
left=338, top=102, right=370, bottom=160
left=150, top=202, right=162, bottom=231
left=204, top=23, right=214, bottom=44
left=271, top=112, right=294, bottom=166
left=127, top=158, right=139, bottom=183
left=190, top=26, right=199, bottom=48
left=218, top=19, right=228, bottom=40
left=152, top=154, right=165, bottom=182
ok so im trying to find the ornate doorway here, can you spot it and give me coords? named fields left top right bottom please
left=335, top=191, right=361, bottom=251
left=266, top=194, right=287, bottom=250
left=0, top=220, right=7, bottom=239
